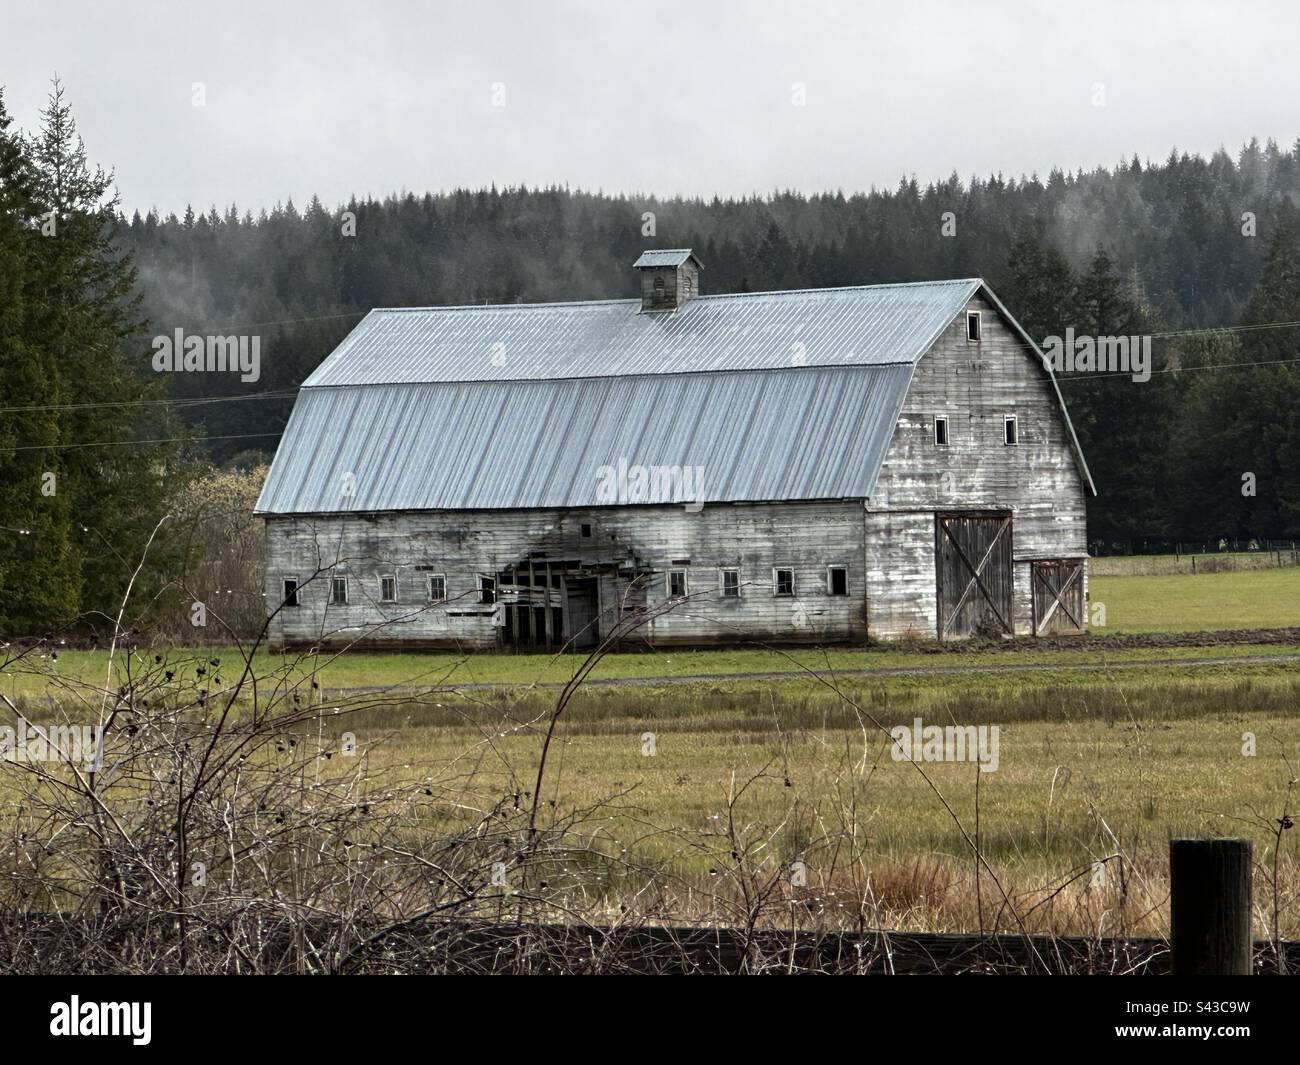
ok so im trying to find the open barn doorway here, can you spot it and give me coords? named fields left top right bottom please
left=496, top=560, right=600, bottom=651
left=935, top=513, right=1013, bottom=640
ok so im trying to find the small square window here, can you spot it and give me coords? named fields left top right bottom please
left=282, top=578, right=299, bottom=608
left=828, top=566, right=848, bottom=596
left=773, top=568, right=795, bottom=597
left=668, top=569, right=688, bottom=599
left=934, top=416, right=949, bottom=446
left=580, top=523, right=593, bottom=538
left=721, top=569, right=740, bottom=598
left=966, top=311, right=981, bottom=342
left=380, top=575, right=397, bottom=603
left=1004, top=416, right=1018, bottom=446
left=428, top=574, right=447, bottom=602
left=330, top=576, right=348, bottom=605
left=478, top=575, right=496, bottom=605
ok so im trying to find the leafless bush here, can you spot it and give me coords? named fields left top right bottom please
left=148, top=465, right=267, bottom=643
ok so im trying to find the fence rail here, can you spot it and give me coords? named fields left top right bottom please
left=1090, top=541, right=1300, bottom=576
left=1, top=912, right=1294, bottom=974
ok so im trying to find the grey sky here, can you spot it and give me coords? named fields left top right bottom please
left=3, top=0, right=1297, bottom=215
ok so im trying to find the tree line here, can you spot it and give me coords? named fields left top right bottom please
left=119, top=136, right=1300, bottom=550
left=1, top=79, right=1299, bottom=636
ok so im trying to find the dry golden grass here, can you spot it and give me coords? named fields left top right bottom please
left=6, top=643, right=1298, bottom=941
left=319, top=669, right=1300, bottom=938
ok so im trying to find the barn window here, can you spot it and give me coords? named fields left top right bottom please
left=1004, top=415, right=1019, bottom=446
left=934, top=416, right=949, bottom=446
left=966, top=311, right=982, bottom=342
left=580, top=523, right=592, bottom=538
left=668, top=569, right=688, bottom=599
left=282, top=578, right=299, bottom=608
left=380, top=575, right=397, bottom=603
left=428, top=574, right=447, bottom=602
left=773, top=567, right=795, bottom=597
left=330, top=576, right=348, bottom=605
left=478, top=575, right=496, bottom=605
left=721, top=569, right=740, bottom=598
left=828, top=566, right=848, bottom=596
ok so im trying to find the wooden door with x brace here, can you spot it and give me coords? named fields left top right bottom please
left=1030, top=559, right=1085, bottom=635
left=935, top=513, right=1014, bottom=641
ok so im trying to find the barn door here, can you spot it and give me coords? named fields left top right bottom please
left=936, top=513, right=1013, bottom=640
left=1031, top=560, right=1084, bottom=635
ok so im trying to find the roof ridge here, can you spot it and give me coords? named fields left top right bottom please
left=365, top=278, right=983, bottom=315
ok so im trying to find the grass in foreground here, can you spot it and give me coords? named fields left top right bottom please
left=6, top=639, right=1300, bottom=937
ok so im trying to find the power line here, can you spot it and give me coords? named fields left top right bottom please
left=125, top=310, right=369, bottom=340
left=0, top=432, right=282, bottom=455
left=1151, top=319, right=1300, bottom=339
left=0, top=389, right=298, bottom=415
left=1055, top=354, right=1300, bottom=382
left=2, top=309, right=1299, bottom=429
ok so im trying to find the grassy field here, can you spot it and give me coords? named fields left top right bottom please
left=383, top=696, right=1299, bottom=934
left=5, top=563, right=1300, bottom=937
left=6, top=631, right=1300, bottom=699
left=255, top=662, right=1300, bottom=935
left=10, top=646, right=1299, bottom=935
left=1091, top=567, right=1300, bottom=632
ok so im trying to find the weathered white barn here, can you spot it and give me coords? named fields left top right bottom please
left=255, top=250, right=1094, bottom=650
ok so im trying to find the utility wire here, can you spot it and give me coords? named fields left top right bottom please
left=0, top=389, right=298, bottom=414
left=124, top=310, right=368, bottom=339
left=1055, top=355, right=1300, bottom=383
left=1150, top=319, right=1300, bottom=339
left=0, top=432, right=282, bottom=455
left=2, top=310, right=1299, bottom=428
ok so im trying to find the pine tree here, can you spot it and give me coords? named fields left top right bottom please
left=1068, top=247, right=1172, bottom=545
left=1219, top=213, right=1300, bottom=537
left=1001, top=234, right=1076, bottom=343
left=24, top=79, right=178, bottom=628
left=0, top=88, right=79, bottom=633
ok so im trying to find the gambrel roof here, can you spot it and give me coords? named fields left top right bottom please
left=256, top=279, right=1092, bottom=515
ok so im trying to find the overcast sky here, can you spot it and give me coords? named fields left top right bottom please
left=3, top=0, right=1297, bottom=216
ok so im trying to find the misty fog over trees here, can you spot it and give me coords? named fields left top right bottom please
left=3, top=78, right=1300, bottom=634
left=122, top=137, right=1300, bottom=548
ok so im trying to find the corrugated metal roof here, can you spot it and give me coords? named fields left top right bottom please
left=632, top=249, right=701, bottom=269
left=254, top=364, right=913, bottom=514
left=258, top=276, right=1095, bottom=514
left=302, top=279, right=982, bottom=387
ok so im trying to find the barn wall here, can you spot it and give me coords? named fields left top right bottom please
left=865, top=293, right=1089, bottom=639
left=263, top=499, right=866, bottom=649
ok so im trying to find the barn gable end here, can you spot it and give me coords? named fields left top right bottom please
left=864, top=289, right=1091, bottom=640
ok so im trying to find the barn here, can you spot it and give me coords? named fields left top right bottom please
left=254, top=249, right=1094, bottom=650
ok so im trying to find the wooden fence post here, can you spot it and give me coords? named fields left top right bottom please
left=1169, top=838, right=1252, bottom=975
